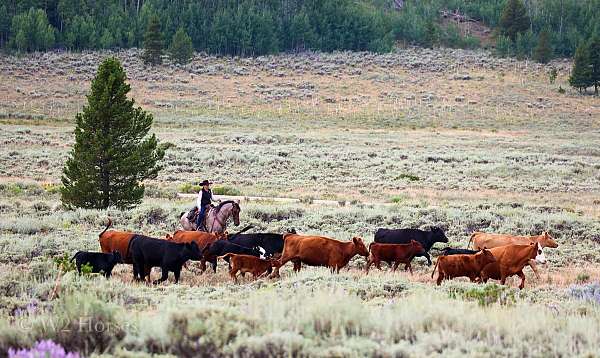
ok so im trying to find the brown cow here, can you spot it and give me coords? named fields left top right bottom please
left=432, top=249, right=496, bottom=285
left=468, top=231, right=556, bottom=278
left=98, top=219, right=135, bottom=264
left=480, top=243, right=546, bottom=289
left=271, top=234, right=369, bottom=277
left=166, top=230, right=226, bottom=272
left=366, top=240, right=425, bottom=274
left=219, top=253, right=275, bottom=283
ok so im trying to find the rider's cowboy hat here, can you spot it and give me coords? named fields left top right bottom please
left=199, top=180, right=212, bottom=186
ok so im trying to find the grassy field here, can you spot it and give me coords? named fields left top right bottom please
left=1, top=47, right=600, bottom=357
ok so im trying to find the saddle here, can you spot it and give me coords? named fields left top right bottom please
left=187, top=205, right=214, bottom=229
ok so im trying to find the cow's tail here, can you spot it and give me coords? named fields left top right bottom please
left=99, top=218, right=112, bottom=239
left=467, top=232, right=477, bottom=249
left=228, top=225, right=254, bottom=240
left=218, top=253, right=233, bottom=261
left=70, top=251, right=82, bottom=262
left=431, top=258, right=439, bottom=279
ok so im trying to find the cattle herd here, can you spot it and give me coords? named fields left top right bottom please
left=70, top=219, right=559, bottom=289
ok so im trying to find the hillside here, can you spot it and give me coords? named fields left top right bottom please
left=1, top=47, right=600, bottom=356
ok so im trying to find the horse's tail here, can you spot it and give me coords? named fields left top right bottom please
left=228, top=225, right=253, bottom=240
left=99, top=218, right=112, bottom=239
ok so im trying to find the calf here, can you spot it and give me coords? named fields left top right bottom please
left=374, top=227, right=448, bottom=265
left=71, top=251, right=122, bottom=277
left=128, top=234, right=201, bottom=284
left=432, top=249, right=496, bottom=285
left=219, top=253, right=275, bottom=283
left=366, top=240, right=425, bottom=274
left=203, top=240, right=263, bottom=273
left=271, top=234, right=369, bottom=277
left=98, top=219, right=135, bottom=264
left=480, top=243, right=546, bottom=289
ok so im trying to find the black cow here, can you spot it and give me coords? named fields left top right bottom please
left=436, top=247, right=478, bottom=256
left=374, top=227, right=449, bottom=265
left=128, top=235, right=201, bottom=284
left=203, top=239, right=263, bottom=273
left=227, top=234, right=282, bottom=258
left=71, top=251, right=122, bottom=277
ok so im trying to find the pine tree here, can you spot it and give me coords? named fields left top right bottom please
left=499, top=0, right=530, bottom=41
left=533, top=29, right=553, bottom=64
left=142, top=15, right=163, bottom=65
left=169, top=27, right=194, bottom=64
left=424, top=20, right=438, bottom=48
left=61, top=58, right=165, bottom=209
left=589, top=37, right=600, bottom=95
left=569, top=43, right=593, bottom=93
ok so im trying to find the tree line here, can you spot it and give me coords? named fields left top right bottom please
left=1, top=0, right=598, bottom=58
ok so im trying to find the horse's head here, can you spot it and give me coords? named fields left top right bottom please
left=231, top=201, right=241, bottom=226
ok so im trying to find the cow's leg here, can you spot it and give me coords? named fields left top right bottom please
left=200, top=259, right=207, bottom=273
left=424, top=252, right=432, bottom=266
left=392, top=261, right=400, bottom=272
left=173, top=268, right=181, bottom=283
left=153, top=267, right=169, bottom=285
left=375, top=259, right=383, bottom=271
left=528, top=260, right=540, bottom=279
left=365, top=258, right=372, bottom=273
left=292, top=259, right=301, bottom=272
left=229, top=268, right=237, bottom=283
left=211, top=259, right=217, bottom=273
left=517, top=270, right=526, bottom=290
left=436, top=272, right=443, bottom=286
left=406, top=263, right=413, bottom=275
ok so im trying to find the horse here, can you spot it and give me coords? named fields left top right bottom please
left=180, top=200, right=241, bottom=233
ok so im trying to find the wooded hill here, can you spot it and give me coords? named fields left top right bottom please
left=1, top=0, right=598, bottom=59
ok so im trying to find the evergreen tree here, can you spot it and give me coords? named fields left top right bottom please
left=533, top=29, right=553, bottom=64
left=143, top=15, right=163, bottom=65
left=499, top=0, right=530, bottom=41
left=9, top=8, right=55, bottom=52
left=589, top=37, right=600, bottom=95
left=569, top=43, right=593, bottom=93
left=61, top=58, right=165, bottom=209
left=169, top=27, right=194, bottom=64
left=424, top=20, right=438, bottom=48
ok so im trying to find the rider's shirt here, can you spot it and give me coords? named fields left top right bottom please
left=197, top=188, right=213, bottom=208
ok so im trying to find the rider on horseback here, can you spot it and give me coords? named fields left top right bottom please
left=196, top=180, right=219, bottom=231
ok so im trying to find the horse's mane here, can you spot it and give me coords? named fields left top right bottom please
left=215, top=200, right=239, bottom=211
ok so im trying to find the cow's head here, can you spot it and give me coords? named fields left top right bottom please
left=254, top=246, right=267, bottom=259
left=430, top=227, right=449, bottom=243
left=476, top=249, right=496, bottom=267
left=532, top=243, right=547, bottom=264
left=111, top=251, right=123, bottom=264
left=540, top=231, right=558, bottom=248
left=411, top=240, right=426, bottom=255
left=186, top=241, right=201, bottom=260
left=352, top=237, right=369, bottom=257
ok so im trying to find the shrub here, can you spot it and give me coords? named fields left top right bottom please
left=451, top=284, right=516, bottom=307
left=577, top=272, right=591, bottom=283
left=396, top=173, right=420, bottom=181
left=54, top=254, right=76, bottom=273
left=212, top=186, right=242, bottom=196
left=8, top=339, right=80, bottom=358
left=31, top=294, right=125, bottom=355
left=569, top=283, right=600, bottom=304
